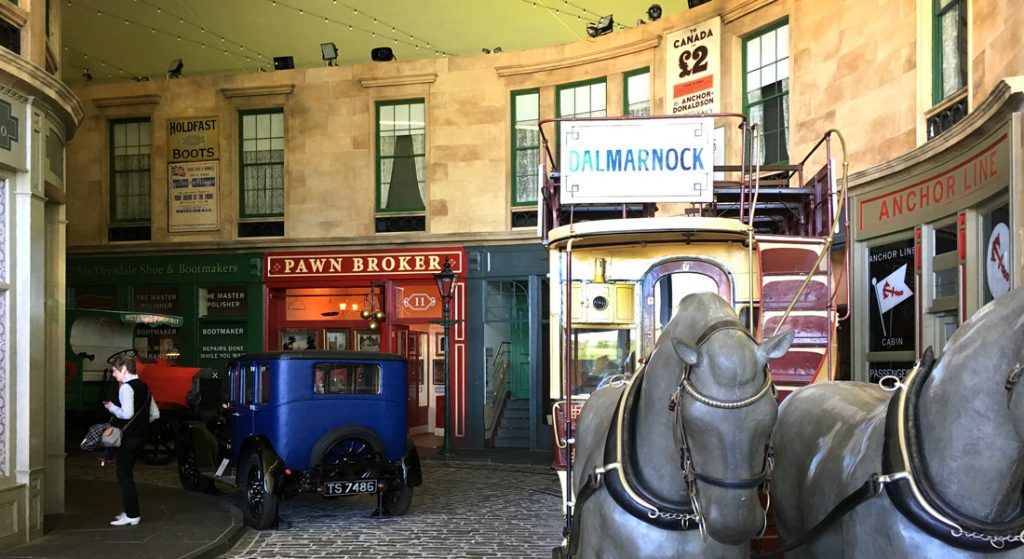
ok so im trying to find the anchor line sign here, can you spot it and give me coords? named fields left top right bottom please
left=987, top=222, right=1011, bottom=297
left=872, top=263, right=913, bottom=315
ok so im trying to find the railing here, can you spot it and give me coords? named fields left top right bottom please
left=483, top=341, right=511, bottom=441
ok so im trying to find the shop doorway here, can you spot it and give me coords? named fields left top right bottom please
left=483, top=281, right=530, bottom=448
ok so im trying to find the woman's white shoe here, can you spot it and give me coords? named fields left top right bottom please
left=110, top=516, right=140, bottom=526
left=113, top=512, right=126, bottom=521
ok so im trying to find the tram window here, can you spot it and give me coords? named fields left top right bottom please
left=570, top=328, right=635, bottom=395
left=653, top=272, right=720, bottom=339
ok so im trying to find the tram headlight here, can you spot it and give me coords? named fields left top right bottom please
left=592, top=295, right=609, bottom=311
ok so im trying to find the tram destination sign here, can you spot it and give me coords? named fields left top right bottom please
left=559, top=118, right=714, bottom=204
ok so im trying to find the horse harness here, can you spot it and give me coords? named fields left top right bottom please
left=569, top=319, right=775, bottom=553
left=761, top=348, right=1024, bottom=558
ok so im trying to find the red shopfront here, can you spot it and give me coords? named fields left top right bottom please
left=264, top=247, right=467, bottom=444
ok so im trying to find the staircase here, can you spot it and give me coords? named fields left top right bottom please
left=493, top=396, right=530, bottom=448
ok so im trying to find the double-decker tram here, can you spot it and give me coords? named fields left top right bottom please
left=541, top=113, right=849, bottom=552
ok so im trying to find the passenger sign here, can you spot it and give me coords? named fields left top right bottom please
left=560, top=118, right=714, bottom=204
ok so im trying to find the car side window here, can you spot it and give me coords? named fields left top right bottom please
left=313, top=362, right=381, bottom=395
left=228, top=364, right=240, bottom=404
left=258, top=364, right=271, bottom=404
left=243, top=364, right=256, bottom=405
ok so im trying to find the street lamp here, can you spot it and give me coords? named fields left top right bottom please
left=433, top=256, right=458, bottom=455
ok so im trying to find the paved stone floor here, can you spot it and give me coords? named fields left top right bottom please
left=67, top=452, right=564, bottom=559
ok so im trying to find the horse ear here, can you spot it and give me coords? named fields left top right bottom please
left=759, top=330, right=795, bottom=360
left=671, top=338, right=699, bottom=365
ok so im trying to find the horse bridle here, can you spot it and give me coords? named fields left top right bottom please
left=668, top=319, right=777, bottom=521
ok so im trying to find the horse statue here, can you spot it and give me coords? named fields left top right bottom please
left=773, top=287, right=1024, bottom=558
left=565, top=292, right=794, bottom=558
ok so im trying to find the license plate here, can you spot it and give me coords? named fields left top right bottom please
left=322, top=479, right=378, bottom=496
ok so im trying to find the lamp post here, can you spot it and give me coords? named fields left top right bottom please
left=433, top=256, right=458, bottom=456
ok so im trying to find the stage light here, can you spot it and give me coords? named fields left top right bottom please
left=167, top=59, right=183, bottom=79
left=587, top=15, right=614, bottom=38
left=321, top=42, right=338, bottom=66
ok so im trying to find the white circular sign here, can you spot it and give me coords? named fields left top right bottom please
left=986, top=222, right=1011, bottom=298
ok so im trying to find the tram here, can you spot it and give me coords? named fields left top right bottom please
left=541, top=113, right=849, bottom=552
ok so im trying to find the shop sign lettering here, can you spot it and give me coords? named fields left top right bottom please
left=267, top=251, right=461, bottom=278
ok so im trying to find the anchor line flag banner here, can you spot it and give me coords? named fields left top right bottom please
left=559, top=118, right=715, bottom=204
left=873, top=263, right=913, bottom=314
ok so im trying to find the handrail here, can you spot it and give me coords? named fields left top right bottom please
left=483, top=341, right=512, bottom=440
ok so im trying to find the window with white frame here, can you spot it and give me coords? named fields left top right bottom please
left=743, top=21, right=789, bottom=165
left=110, top=118, right=151, bottom=223
left=511, top=90, right=540, bottom=207
left=376, top=99, right=426, bottom=213
left=557, top=78, right=607, bottom=119
left=239, top=109, right=285, bottom=218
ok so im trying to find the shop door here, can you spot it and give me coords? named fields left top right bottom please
left=392, top=325, right=423, bottom=430
left=406, top=331, right=429, bottom=429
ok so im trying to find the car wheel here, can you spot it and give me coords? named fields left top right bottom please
left=141, top=416, right=177, bottom=466
left=177, top=437, right=213, bottom=493
left=242, top=452, right=279, bottom=530
left=381, top=479, right=413, bottom=516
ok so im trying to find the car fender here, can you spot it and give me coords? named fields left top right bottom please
left=403, top=441, right=423, bottom=487
left=309, top=424, right=386, bottom=466
left=179, top=420, right=219, bottom=470
left=237, top=435, right=285, bottom=494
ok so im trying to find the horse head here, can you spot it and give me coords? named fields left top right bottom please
left=639, top=292, right=794, bottom=546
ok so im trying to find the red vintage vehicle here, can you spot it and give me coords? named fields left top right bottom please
left=66, top=309, right=217, bottom=464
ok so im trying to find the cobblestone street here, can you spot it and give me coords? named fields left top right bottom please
left=67, top=452, right=564, bottom=559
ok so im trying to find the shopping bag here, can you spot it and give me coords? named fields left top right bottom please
left=100, top=426, right=123, bottom=448
left=80, top=423, right=110, bottom=451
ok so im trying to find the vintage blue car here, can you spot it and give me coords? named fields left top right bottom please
left=176, top=350, right=423, bottom=529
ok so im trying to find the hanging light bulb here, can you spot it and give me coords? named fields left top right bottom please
left=373, top=310, right=385, bottom=322
left=361, top=309, right=372, bottom=320
left=368, top=320, right=379, bottom=330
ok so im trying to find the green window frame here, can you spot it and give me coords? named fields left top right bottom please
left=742, top=19, right=790, bottom=165
left=239, top=108, right=285, bottom=218
left=511, top=89, right=540, bottom=207
left=932, top=0, right=967, bottom=104
left=624, top=67, right=651, bottom=117
left=109, top=118, right=151, bottom=223
left=376, top=99, right=426, bottom=213
left=557, top=77, right=607, bottom=119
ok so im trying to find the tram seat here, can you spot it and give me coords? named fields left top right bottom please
left=768, top=350, right=824, bottom=385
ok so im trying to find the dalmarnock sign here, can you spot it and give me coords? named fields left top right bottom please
left=559, top=118, right=714, bottom=204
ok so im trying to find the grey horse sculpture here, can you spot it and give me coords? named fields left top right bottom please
left=567, top=292, right=794, bottom=558
left=773, top=287, right=1024, bottom=558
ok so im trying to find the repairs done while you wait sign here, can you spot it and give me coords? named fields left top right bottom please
left=559, top=118, right=714, bottom=204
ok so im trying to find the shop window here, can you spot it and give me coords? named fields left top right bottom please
left=239, top=109, right=285, bottom=218
left=867, top=239, right=916, bottom=381
left=376, top=99, right=425, bottom=214
left=743, top=20, right=789, bottom=165
left=624, top=68, right=650, bottom=117
left=511, top=89, right=540, bottom=208
left=258, top=364, right=271, bottom=404
left=110, top=118, right=151, bottom=223
left=981, top=202, right=1011, bottom=304
left=930, top=221, right=958, bottom=310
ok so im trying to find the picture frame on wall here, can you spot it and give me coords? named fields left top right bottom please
left=281, top=329, right=317, bottom=351
left=325, top=328, right=349, bottom=350
left=356, top=331, right=381, bottom=352
left=435, top=332, right=446, bottom=356
left=432, top=358, right=445, bottom=385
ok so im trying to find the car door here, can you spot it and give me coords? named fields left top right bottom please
left=231, top=361, right=258, bottom=461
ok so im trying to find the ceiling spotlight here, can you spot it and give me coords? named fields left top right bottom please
left=321, top=42, right=338, bottom=66
left=492, top=46, right=503, bottom=53
left=482, top=48, right=491, bottom=54
left=167, top=58, right=183, bottom=79
left=131, top=75, right=150, bottom=82
left=647, top=3, right=663, bottom=20
left=273, top=56, right=295, bottom=70
left=587, top=15, right=614, bottom=38
left=687, top=0, right=711, bottom=8
left=370, top=47, right=395, bottom=61
left=82, top=68, right=94, bottom=83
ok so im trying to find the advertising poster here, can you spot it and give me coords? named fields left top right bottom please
left=868, top=239, right=915, bottom=353
left=665, top=16, right=721, bottom=116
left=169, top=161, right=219, bottom=232
left=167, top=116, right=218, bottom=162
